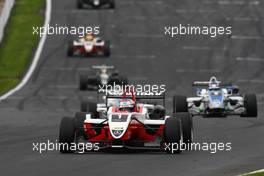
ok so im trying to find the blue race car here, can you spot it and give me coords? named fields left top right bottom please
left=173, top=77, right=257, bottom=118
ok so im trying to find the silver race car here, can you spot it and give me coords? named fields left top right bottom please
left=173, top=77, right=258, bottom=118
left=79, top=65, right=128, bottom=91
left=77, top=0, right=115, bottom=9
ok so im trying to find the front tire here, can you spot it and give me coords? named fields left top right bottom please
left=79, top=75, right=87, bottom=91
left=243, top=94, right=258, bottom=117
left=163, top=117, right=182, bottom=154
left=173, top=95, right=188, bottom=113
left=59, top=117, right=75, bottom=153
left=176, top=112, right=193, bottom=145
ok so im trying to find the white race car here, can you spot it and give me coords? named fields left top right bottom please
left=173, top=77, right=258, bottom=118
left=67, top=34, right=110, bottom=57
left=59, top=92, right=193, bottom=153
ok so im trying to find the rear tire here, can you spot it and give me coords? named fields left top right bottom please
left=74, top=112, right=87, bottom=138
left=163, top=117, right=182, bottom=154
left=121, top=76, right=128, bottom=85
left=109, top=0, right=115, bottom=9
left=173, top=95, right=188, bottom=113
left=176, top=112, right=193, bottom=145
left=79, top=75, right=87, bottom=91
left=80, top=101, right=99, bottom=118
left=104, top=41, right=111, bottom=57
left=77, top=0, right=83, bottom=9
left=80, top=101, right=89, bottom=112
left=59, top=117, right=75, bottom=153
left=67, top=44, right=73, bottom=57
left=243, top=94, right=258, bottom=117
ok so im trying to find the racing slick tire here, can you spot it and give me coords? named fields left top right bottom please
left=173, top=95, right=188, bottom=113
left=120, top=76, right=128, bottom=85
left=109, top=75, right=128, bottom=86
left=176, top=112, right=193, bottom=145
left=85, top=76, right=100, bottom=90
left=242, top=94, right=258, bottom=117
left=80, top=101, right=99, bottom=118
left=79, top=75, right=87, bottom=91
left=163, top=117, right=182, bottom=154
left=67, top=42, right=74, bottom=57
left=77, top=0, right=83, bottom=9
left=104, top=41, right=111, bottom=57
left=109, top=0, right=115, bottom=8
left=74, top=112, right=87, bottom=138
left=149, top=105, right=166, bottom=120
left=59, top=117, right=76, bottom=153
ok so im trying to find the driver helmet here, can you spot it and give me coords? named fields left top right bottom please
left=85, top=33, right=94, bottom=41
left=119, top=99, right=135, bottom=112
left=101, top=68, right=107, bottom=74
left=209, top=80, right=220, bottom=90
left=209, top=77, right=220, bottom=90
left=209, top=83, right=219, bottom=90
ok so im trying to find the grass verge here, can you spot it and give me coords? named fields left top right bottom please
left=0, top=0, right=45, bottom=95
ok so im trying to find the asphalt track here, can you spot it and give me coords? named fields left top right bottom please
left=0, top=0, right=264, bottom=175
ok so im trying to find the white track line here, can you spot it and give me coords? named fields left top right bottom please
left=42, top=67, right=92, bottom=71
left=175, top=69, right=220, bottom=73
left=175, top=9, right=216, bottom=13
left=236, top=57, right=264, bottom=62
left=48, top=85, right=78, bottom=89
left=0, top=0, right=52, bottom=101
left=241, top=169, right=264, bottom=176
left=119, top=33, right=163, bottom=38
left=112, top=54, right=156, bottom=59
left=182, top=46, right=227, bottom=51
left=203, top=0, right=259, bottom=5
left=129, top=77, right=148, bottom=81
left=44, top=96, right=79, bottom=100
left=231, top=35, right=264, bottom=40
left=237, top=79, right=264, bottom=83
left=225, top=17, right=259, bottom=22
left=119, top=1, right=162, bottom=5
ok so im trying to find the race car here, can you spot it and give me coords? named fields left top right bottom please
left=79, top=65, right=128, bottom=91
left=59, top=92, right=193, bottom=153
left=173, top=76, right=258, bottom=118
left=77, top=0, right=115, bottom=9
left=67, top=34, right=110, bottom=57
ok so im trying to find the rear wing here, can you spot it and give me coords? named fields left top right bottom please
left=106, top=93, right=166, bottom=107
left=192, top=81, right=238, bottom=95
left=193, top=76, right=221, bottom=87
left=92, top=65, right=114, bottom=70
left=192, top=81, right=235, bottom=88
left=192, top=81, right=222, bottom=87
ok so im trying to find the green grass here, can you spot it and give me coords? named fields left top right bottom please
left=0, top=0, right=45, bottom=95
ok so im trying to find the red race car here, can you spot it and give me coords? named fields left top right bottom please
left=59, top=92, right=193, bottom=154
left=67, top=34, right=110, bottom=57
